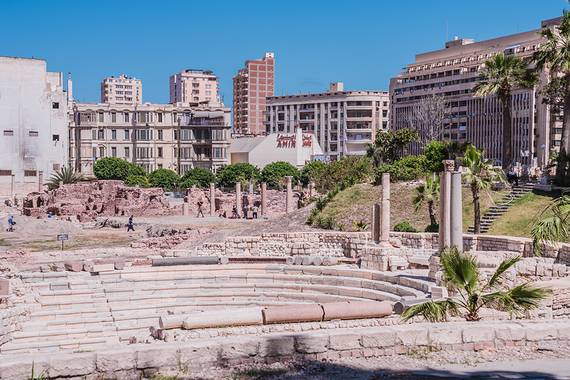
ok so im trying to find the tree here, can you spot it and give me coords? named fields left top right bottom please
left=260, top=161, right=300, bottom=189
left=47, top=166, right=84, bottom=190
left=534, top=12, right=570, bottom=178
left=300, top=160, right=327, bottom=187
left=531, top=193, right=570, bottom=255
left=407, top=94, right=446, bottom=143
left=401, top=247, right=549, bottom=322
left=366, top=128, right=418, bottom=167
left=125, top=175, right=150, bottom=188
left=180, top=168, right=216, bottom=189
left=461, top=145, right=505, bottom=234
left=216, top=163, right=260, bottom=188
left=315, top=156, right=373, bottom=193
left=414, top=174, right=440, bottom=227
left=148, top=169, right=180, bottom=191
left=474, top=53, right=537, bottom=169
left=93, top=157, right=145, bottom=180
left=424, top=141, right=448, bottom=173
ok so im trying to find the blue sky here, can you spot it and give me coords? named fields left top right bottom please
left=1, top=0, right=566, bottom=106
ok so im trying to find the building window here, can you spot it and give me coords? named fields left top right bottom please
left=29, top=131, right=39, bottom=137
left=97, top=129, right=104, bottom=140
left=99, top=147, right=105, bottom=157
left=0, top=170, right=12, bottom=176
left=157, top=147, right=163, bottom=158
left=124, top=147, right=130, bottom=158
left=111, top=130, right=117, bottom=140
left=111, top=147, right=117, bottom=157
left=124, top=112, right=130, bottom=122
left=24, top=170, right=37, bottom=177
left=3, top=130, right=14, bottom=136
left=52, top=102, right=59, bottom=109
left=124, top=129, right=130, bottom=140
left=98, top=112, right=104, bottom=122
left=52, top=134, right=60, bottom=141
left=111, top=112, right=117, bottom=123
left=158, top=130, right=163, bottom=140
left=158, top=113, right=163, bottom=123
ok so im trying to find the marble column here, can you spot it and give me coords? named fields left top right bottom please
left=235, top=182, right=242, bottom=218
left=38, top=171, right=43, bottom=192
left=450, top=171, right=464, bottom=250
left=371, top=203, right=381, bottom=243
left=10, top=175, right=14, bottom=198
left=285, top=176, right=293, bottom=213
left=438, top=161, right=454, bottom=250
left=380, top=173, right=390, bottom=243
left=209, top=182, right=216, bottom=216
left=261, top=182, right=267, bottom=217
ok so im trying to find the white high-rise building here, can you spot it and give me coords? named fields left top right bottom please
left=0, top=56, right=69, bottom=196
left=100, top=74, right=142, bottom=105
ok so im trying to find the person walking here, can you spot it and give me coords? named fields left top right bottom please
left=127, top=215, right=135, bottom=232
left=7, top=215, right=15, bottom=232
left=197, top=201, right=205, bottom=218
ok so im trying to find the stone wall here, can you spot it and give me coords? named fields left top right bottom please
left=1, top=320, right=569, bottom=379
left=22, top=180, right=173, bottom=221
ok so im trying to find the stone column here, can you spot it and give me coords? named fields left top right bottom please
left=450, top=171, right=463, bottom=250
left=248, top=182, right=254, bottom=194
left=380, top=173, right=390, bottom=243
left=438, top=161, right=454, bottom=250
left=209, top=183, right=216, bottom=216
left=285, top=176, right=293, bottom=213
left=235, top=182, right=242, bottom=218
left=10, top=175, right=14, bottom=198
left=38, top=171, right=43, bottom=192
left=371, top=203, right=381, bottom=243
left=308, top=182, right=314, bottom=198
left=261, top=182, right=267, bottom=217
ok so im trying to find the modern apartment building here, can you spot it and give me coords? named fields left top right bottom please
left=266, top=83, right=390, bottom=161
left=389, top=17, right=563, bottom=167
left=68, top=101, right=231, bottom=176
left=0, top=56, right=69, bottom=196
left=169, top=69, right=221, bottom=106
left=100, top=75, right=142, bottom=105
left=233, top=52, right=275, bottom=135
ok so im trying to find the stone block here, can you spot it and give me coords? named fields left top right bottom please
left=49, top=352, right=96, bottom=377
left=495, top=325, right=526, bottom=341
left=360, top=328, right=397, bottom=348
left=64, top=261, right=83, bottom=272
left=91, top=263, right=115, bottom=273
left=259, top=335, right=295, bottom=357
left=0, top=278, right=9, bottom=296
left=218, top=337, right=260, bottom=360
left=525, top=325, right=558, bottom=341
left=328, top=333, right=361, bottom=351
left=96, top=348, right=136, bottom=372
left=295, top=333, right=329, bottom=353
left=462, top=325, right=495, bottom=343
left=136, top=344, right=179, bottom=369
left=428, top=326, right=462, bottom=345
left=395, top=327, right=429, bottom=346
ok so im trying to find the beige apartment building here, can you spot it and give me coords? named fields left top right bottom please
left=68, top=102, right=231, bottom=176
left=169, top=69, right=222, bottom=106
left=100, top=75, right=142, bottom=105
left=389, top=17, right=563, bottom=167
left=266, top=82, right=389, bottom=161
left=233, top=52, right=275, bottom=135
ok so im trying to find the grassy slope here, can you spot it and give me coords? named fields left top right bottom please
left=318, top=182, right=508, bottom=233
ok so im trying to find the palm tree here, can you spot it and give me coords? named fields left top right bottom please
left=534, top=12, right=570, bottom=184
left=414, top=174, right=440, bottom=227
left=461, top=145, right=505, bottom=234
left=531, top=193, right=570, bottom=255
left=401, top=247, right=549, bottom=322
left=47, top=166, right=84, bottom=190
left=474, top=53, right=537, bottom=169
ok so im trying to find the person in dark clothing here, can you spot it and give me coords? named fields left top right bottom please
left=197, top=201, right=205, bottom=218
left=231, top=205, right=240, bottom=219
left=127, top=215, right=135, bottom=232
left=7, top=215, right=15, bottom=232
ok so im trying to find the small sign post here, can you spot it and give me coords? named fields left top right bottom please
left=57, top=234, right=69, bottom=251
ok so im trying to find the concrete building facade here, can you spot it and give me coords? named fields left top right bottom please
left=100, top=75, right=142, bottom=105
left=69, top=102, right=231, bottom=176
left=265, top=83, right=389, bottom=161
left=0, top=56, right=69, bottom=196
left=233, top=52, right=275, bottom=135
left=229, top=128, right=323, bottom=169
left=389, top=18, right=563, bottom=167
left=169, top=69, right=222, bottom=106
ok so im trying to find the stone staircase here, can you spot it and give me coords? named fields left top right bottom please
left=467, top=183, right=535, bottom=234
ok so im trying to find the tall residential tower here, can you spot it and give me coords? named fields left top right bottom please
left=100, top=74, right=142, bottom=105
left=169, top=69, right=222, bottom=106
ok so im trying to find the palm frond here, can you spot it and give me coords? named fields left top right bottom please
left=439, top=247, right=479, bottom=292
left=400, top=299, right=459, bottom=322
left=485, top=256, right=521, bottom=290
left=481, top=284, right=550, bottom=315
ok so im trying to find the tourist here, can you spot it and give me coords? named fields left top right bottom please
left=6, top=215, right=15, bottom=232
left=127, top=215, right=135, bottom=232
left=197, top=201, right=205, bottom=218
left=231, top=205, right=240, bottom=219
left=252, top=205, right=258, bottom=219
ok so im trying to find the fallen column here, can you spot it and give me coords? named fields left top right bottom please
left=322, top=300, right=393, bottom=320
left=182, top=307, right=263, bottom=329
left=262, top=304, right=324, bottom=324
left=152, top=257, right=221, bottom=266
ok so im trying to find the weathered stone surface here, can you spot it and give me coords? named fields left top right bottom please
left=360, top=328, right=397, bottom=348
left=395, top=326, right=429, bottom=346
left=136, top=345, right=179, bottom=369
left=429, top=326, right=463, bottom=345
left=263, top=304, right=324, bottom=324
left=295, top=333, right=329, bottom=353
left=328, top=333, right=361, bottom=351
left=182, top=307, right=263, bottom=329
left=0, top=278, right=9, bottom=296
left=49, top=353, right=96, bottom=377
left=259, top=335, right=295, bottom=357
left=462, top=325, right=495, bottom=343
left=96, top=349, right=136, bottom=372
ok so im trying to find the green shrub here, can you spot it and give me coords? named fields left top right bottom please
left=376, top=155, right=428, bottom=182
left=424, top=141, right=447, bottom=173
left=260, top=161, right=300, bottom=189
left=394, top=220, right=417, bottom=232
left=93, top=157, right=145, bottom=180
left=148, top=169, right=180, bottom=191
left=125, top=175, right=150, bottom=188
left=181, top=167, right=215, bottom=189
left=216, top=163, right=260, bottom=188
left=315, top=156, right=373, bottom=192
left=313, top=214, right=336, bottom=230
left=425, top=223, right=439, bottom=233
left=300, top=160, right=327, bottom=187
left=47, top=166, right=84, bottom=190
